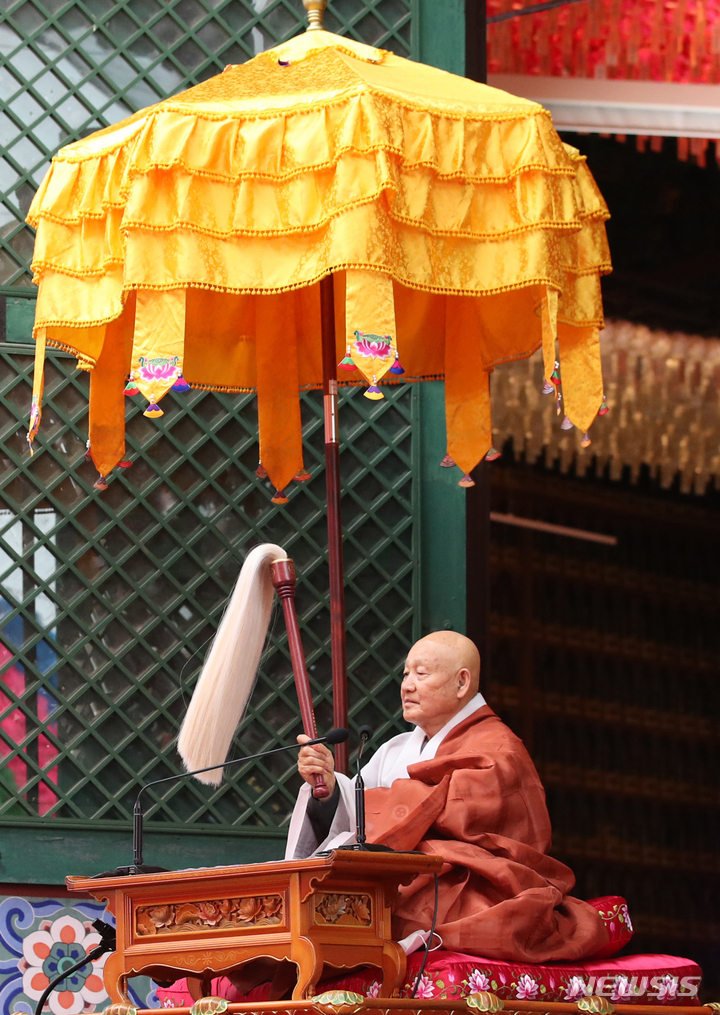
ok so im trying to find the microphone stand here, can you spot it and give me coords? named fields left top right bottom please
left=355, top=727, right=370, bottom=848
left=95, top=729, right=349, bottom=878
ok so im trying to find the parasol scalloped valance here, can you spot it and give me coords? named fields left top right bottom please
left=26, top=28, right=611, bottom=496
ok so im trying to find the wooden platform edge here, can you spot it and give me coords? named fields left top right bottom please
left=128, top=999, right=717, bottom=1015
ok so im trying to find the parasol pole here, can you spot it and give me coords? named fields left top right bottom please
left=320, top=273, right=349, bottom=775
left=464, top=0, right=491, bottom=677
left=302, top=0, right=349, bottom=775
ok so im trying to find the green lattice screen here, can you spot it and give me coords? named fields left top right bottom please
left=0, top=343, right=419, bottom=829
left=0, top=0, right=422, bottom=834
left=0, top=0, right=416, bottom=288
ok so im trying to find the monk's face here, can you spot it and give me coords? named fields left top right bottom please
left=401, top=633, right=479, bottom=738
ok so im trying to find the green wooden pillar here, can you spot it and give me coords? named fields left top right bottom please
left=417, top=383, right=466, bottom=635
left=414, top=1, right=466, bottom=637
left=417, top=0, right=465, bottom=74
left=414, top=2, right=489, bottom=645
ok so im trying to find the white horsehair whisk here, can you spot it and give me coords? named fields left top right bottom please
left=177, top=542, right=286, bottom=785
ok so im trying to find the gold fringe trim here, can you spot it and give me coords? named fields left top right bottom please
left=30, top=265, right=607, bottom=311
left=121, top=154, right=578, bottom=186
left=29, top=154, right=580, bottom=220
left=187, top=372, right=447, bottom=396
left=31, top=260, right=123, bottom=279
left=50, top=99, right=558, bottom=171
left=155, top=90, right=553, bottom=128
left=106, top=208, right=608, bottom=244
left=45, top=337, right=98, bottom=367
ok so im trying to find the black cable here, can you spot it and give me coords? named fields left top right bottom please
left=488, top=0, right=590, bottom=24
left=35, top=920, right=116, bottom=1015
left=409, top=872, right=439, bottom=999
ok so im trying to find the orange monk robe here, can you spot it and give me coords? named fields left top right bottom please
left=361, top=706, right=609, bottom=963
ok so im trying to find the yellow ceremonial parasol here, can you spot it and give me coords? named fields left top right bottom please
left=25, top=0, right=611, bottom=756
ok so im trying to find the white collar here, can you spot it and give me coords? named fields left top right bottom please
left=400, top=691, right=487, bottom=770
left=418, top=691, right=487, bottom=757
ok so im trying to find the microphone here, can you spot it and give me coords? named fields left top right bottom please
left=356, top=725, right=374, bottom=749
left=338, top=725, right=394, bottom=853
left=94, top=728, right=350, bottom=878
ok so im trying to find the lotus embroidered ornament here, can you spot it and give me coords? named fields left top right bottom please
left=349, top=330, right=396, bottom=400
left=135, top=354, right=181, bottom=417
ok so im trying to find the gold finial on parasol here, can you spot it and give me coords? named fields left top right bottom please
left=303, top=0, right=326, bottom=31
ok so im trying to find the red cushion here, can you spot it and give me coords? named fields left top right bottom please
left=157, top=952, right=702, bottom=1008
left=154, top=886, right=691, bottom=1009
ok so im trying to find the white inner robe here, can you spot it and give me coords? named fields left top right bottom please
left=285, top=692, right=487, bottom=859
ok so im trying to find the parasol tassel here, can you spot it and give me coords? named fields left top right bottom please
left=581, top=432, right=592, bottom=448
left=338, top=354, right=355, bottom=371
left=118, top=460, right=133, bottom=468
left=177, top=542, right=287, bottom=785
left=364, top=375, right=384, bottom=400
left=84, top=439, right=92, bottom=462
left=551, top=360, right=562, bottom=414
left=294, top=470, right=311, bottom=482
left=598, top=394, right=609, bottom=416
left=94, top=475, right=109, bottom=491
left=440, top=454, right=455, bottom=468
left=458, top=473, right=475, bottom=487
left=485, top=447, right=501, bottom=461
left=172, top=373, right=190, bottom=392
left=389, top=354, right=405, bottom=375
left=255, top=462, right=268, bottom=479
left=143, top=401, right=164, bottom=418
left=271, top=489, right=289, bottom=504
left=123, top=374, right=139, bottom=396
left=561, top=416, right=574, bottom=430
left=542, top=380, right=555, bottom=395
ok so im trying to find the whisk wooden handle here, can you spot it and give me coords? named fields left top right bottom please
left=270, top=557, right=329, bottom=799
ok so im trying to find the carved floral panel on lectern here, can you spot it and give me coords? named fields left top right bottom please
left=135, top=895, right=284, bottom=936
left=314, top=894, right=372, bottom=926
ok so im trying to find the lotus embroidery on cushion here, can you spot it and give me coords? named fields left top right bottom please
left=612, top=975, right=635, bottom=1001
left=411, top=974, right=436, bottom=999
left=515, top=974, right=539, bottom=999
left=467, top=970, right=491, bottom=993
left=655, top=976, right=679, bottom=1002
left=564, top=976, right=589, bottom=1001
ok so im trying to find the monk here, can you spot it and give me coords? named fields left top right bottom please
left=286, top=631, right=609, bottom=963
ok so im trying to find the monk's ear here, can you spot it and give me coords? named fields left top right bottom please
left=457, top=667, right=471, bottom=697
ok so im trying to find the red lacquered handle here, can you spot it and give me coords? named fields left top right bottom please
left=312, top=773, right=330, bottom=799
left=270, top=558, right=330, bottom=799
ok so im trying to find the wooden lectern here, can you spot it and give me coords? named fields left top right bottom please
left=67, top=850, right=443, bottom=1004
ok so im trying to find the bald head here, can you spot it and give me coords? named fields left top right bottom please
left=401, top=631, right=482, bottom=738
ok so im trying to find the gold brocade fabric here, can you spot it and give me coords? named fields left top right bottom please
left=27, top=30, right=610, bottom=490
